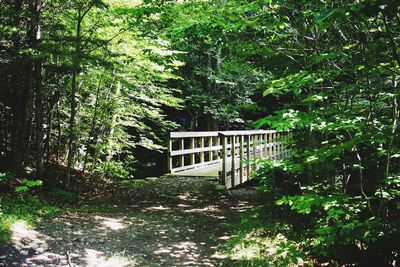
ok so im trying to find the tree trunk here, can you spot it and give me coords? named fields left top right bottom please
left=105, top=81, right=121, bottom=162
left=82, top=79, right=102, bottom=172
left=10, top=0, right=34, bottom=174
left=45, top=109, right=52, bottom=165
left=65, top=70, right=78, bottom=186
left=65, top=3, right=95, bottom=186
left=31, top=0, right=44, bottom=178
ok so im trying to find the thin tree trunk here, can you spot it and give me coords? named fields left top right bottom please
left=90, top=82, right=115, bottom=174
left=45, top=109, right=52, bottom=165
left=106, top=81, right=121, bottom=162
left=82, top=79, right=102, bottom=172
left=65, top=70, right=78, bottom=186
left=31, top=0, right=44, bottom=178
left=65, top=3, right=94, bottom=186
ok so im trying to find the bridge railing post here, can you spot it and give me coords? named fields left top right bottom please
left=246, top=134, right=251, bottom=177
left=267, top=132, right=272, bottom=159
left=199, top=137, right=204, bottom=163
left=168, top=136, right=172, bottom=173
left=208, top=136, right=212, bottom=161
left=219, top=133, right=227, bottom=185
left=239, top=135, right=244, bottom=184
left=252, top=134, right=257, bottom=161
left=179, top=138, right=185, bottom=167
left=278, top=132, right=281, bottom=159
left=189, top=138, right=195, bottom=165
left=264, top=133, right=268, bottom=157
left=231, top=135, right=236, bottom=188
left=271, top=132, right=275, bottom=159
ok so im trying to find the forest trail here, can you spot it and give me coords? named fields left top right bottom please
left=0, top=177, right=260, bottom=267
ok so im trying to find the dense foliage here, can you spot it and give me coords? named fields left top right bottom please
left=250, top=0, right=400, bottom=265
left=0, top=0, right=182, bottom=183
left=1, top=0, right=400, bottom=265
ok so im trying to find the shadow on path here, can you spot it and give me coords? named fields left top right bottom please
left=0, top=176, right=261, bottom=266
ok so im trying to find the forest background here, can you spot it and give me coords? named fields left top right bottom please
left=0, top=0, right=399, bottom=265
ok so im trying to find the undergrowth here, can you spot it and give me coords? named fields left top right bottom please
left=0, top=194, right=60, bottom=242
left=220, top=202, right=310, bottom=266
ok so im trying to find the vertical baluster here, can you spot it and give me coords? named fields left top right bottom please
left=252, top=134, right=257, bottom=172
left=199, top=137, right=204, bottom=163
left=282, top=133, right=285, bottom=159
left=268, top=132, right=272, bottom=159
left=239, top=135, right=244, bottom=184
left=246, top=134, right=251, bottom=178
left=190, top=138, right=195, bottom=165
left=179, top=138, right=184, bottom=167
left=274, top=132, right=278, bottom=159
left=270, top=132, right=274, bottom=159
left=168, top=136, right=173, bottom=172
left=252, top=134, right=257, bottom=159
left=277, top=132, right=281, bottom=160
left=284, top=133, right=287, bottom=158
left=220, top=134, right=227, bottom=185
left=215, top=136, right=220, bottom=160
left=208, top=136, right=212, bottom=161
left=264, top=133, right=268, bottom=157
left=231, top=135, right=236, bottom=188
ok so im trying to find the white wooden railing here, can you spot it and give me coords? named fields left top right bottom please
left=168, top=130, right=290, bottom=189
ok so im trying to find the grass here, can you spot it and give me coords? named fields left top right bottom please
left=0, top=194, right=60, bottom=242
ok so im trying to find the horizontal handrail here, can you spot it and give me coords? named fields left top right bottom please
left=170, top=130, right=279, bottom=138
left=170, top=141, right=283, bottom=157
left=218, top=130, right=278, bottom=136
left=170, top=131, right=219, bottom=138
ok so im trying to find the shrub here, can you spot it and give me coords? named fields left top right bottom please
left=48, top=188, right=79, bottom=204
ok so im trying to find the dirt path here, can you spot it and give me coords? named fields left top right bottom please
left=0, top=176, right=259, bottom=266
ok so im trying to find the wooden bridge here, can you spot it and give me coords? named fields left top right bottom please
left=167, top=130, right=290, bottom=189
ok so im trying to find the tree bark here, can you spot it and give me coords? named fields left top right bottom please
left=10, top=0, right=34, bottom=174
left=31, top=0, right=44, bottom=178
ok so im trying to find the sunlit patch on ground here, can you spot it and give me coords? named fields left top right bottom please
left=177, top=193, right=200, bottom=201
left=10, top=220, right=51, bottom=253
left=144, top=205, right=171, bottom=211
left=183, top=206, right=219, bottom=213
left=5, top=220, right=70, bottom=266
left=84, top=248, right=136, bottom=267
left=94, top=216, right=126, bottom=231
left=154, top=246, right=172, bottom=254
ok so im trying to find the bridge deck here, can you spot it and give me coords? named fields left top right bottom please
left=170, top=163, right=221, bottom=177
left=168, top=158, right=242, bottom=177
left=169, top=157, right=258, bottom=189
